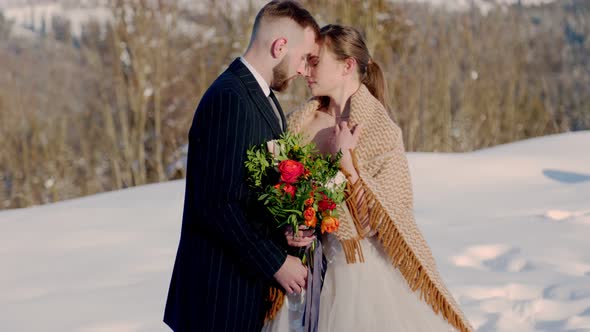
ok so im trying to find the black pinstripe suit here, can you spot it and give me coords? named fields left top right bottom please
left=164, top=59, right=289, bottom=331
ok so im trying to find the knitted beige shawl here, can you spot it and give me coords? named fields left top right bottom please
left=270, top=84, right=472, bottom=332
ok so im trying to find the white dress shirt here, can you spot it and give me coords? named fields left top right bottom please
left=240, top=57, right=271, bottom=96
left=239, top=57, right=283, bottom=129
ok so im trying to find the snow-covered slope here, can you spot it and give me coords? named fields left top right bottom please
left=0, top=130, right=588, bottom=332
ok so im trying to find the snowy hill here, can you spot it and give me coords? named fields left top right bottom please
left=1, top=0, right=559, bottom=39
left=1, top=131, right=589, bottom=332
left=1, top=1, right=111, bottom=38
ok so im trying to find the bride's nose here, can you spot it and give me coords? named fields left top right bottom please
left=305, top=64, right=314, bottom=78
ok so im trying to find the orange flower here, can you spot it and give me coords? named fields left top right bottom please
left=305, top=215, right=317, bottom=228
left=304, top=197, right=314, bottom=207
left=303, top=207, right=317, bottom=227
left=321, top=215, right=340, bottom=234
left=302, top=168, right=311, bottom=179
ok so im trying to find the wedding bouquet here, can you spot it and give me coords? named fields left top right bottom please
left=245, top=132, right=346, bottom=239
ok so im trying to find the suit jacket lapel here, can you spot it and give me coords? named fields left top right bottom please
left=229, top=59, right=283, bottom=137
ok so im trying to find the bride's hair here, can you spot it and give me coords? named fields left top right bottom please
left=319, top=24, right=388, bottom=108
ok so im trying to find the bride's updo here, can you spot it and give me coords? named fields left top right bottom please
left=320, top=24, right=388, bottom=107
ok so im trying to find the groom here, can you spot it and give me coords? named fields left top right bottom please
left=164, top=1, right=320, bottom=331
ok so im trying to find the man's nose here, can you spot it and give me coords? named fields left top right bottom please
left=296, top=64, right=305, bottom=76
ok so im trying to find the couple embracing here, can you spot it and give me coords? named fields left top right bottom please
left=164, top=1, right=472, bottom=332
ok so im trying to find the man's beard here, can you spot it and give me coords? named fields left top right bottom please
left=270, top=56, right=293, bottom=92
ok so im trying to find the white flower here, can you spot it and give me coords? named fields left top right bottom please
left=266, top=139, right=282, bottom=159
left=326, top=171, right=346, bottom=190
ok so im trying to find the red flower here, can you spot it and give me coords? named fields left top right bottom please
left=274, top=182, right=296, bottom=199
left=278, top=160, right=305, bottom=184
left=318, top=194, right=336, bottom=212
left=282, top=183, right=296, bottom=199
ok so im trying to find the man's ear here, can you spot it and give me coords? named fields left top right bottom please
left=343, top=57, right=357, bottom=76
left=271, top=38, right=288, bottom=59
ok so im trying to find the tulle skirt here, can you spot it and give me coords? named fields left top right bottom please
left=262, top=234, right=456, bottom=332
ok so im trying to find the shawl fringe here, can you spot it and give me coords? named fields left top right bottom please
left=340, top=238, right=365, bottom=264
left=265, top=285, right=285, bottom=322
left=343, top=164, right=471, bottom=332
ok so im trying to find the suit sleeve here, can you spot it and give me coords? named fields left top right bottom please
left=187, top=88, right=287, bottom=280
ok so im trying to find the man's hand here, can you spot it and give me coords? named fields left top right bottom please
left=284, top=225, right=316, bottom=247
left=274, top=255, right=307, bottom=294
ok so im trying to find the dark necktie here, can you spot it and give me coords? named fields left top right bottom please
left=268, top=90, right=284, bottom=131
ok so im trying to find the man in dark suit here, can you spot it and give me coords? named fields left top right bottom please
left=164, top=1, right=320, bottom=331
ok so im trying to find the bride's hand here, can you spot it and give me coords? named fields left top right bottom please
left=284, top=225, right=316, bottom=248
left=331, top=121, right=362, bottom=155
left=332, top=121, right=362, bottom=182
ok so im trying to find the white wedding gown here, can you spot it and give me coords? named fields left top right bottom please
left=262, top=231, right=457, bottom=332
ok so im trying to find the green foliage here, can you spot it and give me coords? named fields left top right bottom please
left=245, top=131, right=346, bottom=232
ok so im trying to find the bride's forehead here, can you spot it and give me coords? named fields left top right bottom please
left=318, top=43, right=337, bottom=60
left=315, top=43, right=328, bottom=56
left=306, top=42, right=320, bottom=59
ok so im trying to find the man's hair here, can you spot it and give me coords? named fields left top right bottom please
left=252, top=1, right=320, bottom=39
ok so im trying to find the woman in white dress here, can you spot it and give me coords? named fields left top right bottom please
left=263, top=25, right=473, bottom=332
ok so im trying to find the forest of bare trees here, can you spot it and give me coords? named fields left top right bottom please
left=1, top=0, right=588, bottom=209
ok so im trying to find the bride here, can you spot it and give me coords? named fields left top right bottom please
left=262, top=25, right=473, bottom=332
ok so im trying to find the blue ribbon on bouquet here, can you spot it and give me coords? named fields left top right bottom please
left=302, top=239, right=326, bottom=332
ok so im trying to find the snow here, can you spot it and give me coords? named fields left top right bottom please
left=408, top=131, right=590, bottom=331
left=0, top=1, right=213, bottom=40
left=1, top=0, right=560, bottom=39
left=2, top=3, right=111, bottom=38
left=1, top=130, right=588, bottom=331
left=399, top=0, right=556, bottom=8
